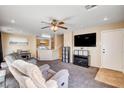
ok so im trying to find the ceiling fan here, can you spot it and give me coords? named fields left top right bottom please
left=41, top=18, right=68, bottom=32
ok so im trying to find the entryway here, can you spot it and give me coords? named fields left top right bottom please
left=95, top=68, right=124, bottom=88
left=101, top=29, right=124, bottom=72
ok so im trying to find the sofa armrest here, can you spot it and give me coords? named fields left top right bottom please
left=50, top=69, right=69, bottom=88
left=45, top=80, right=58, bottom=88
left=50, top=69, right=69, bottom=80
left=39, top=64, right=50, bottom=72
left=48, top=69, right=56, bottom=75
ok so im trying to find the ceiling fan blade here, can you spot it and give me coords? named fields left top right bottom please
left=41, top=21, right=50, bottom=24
left=62, top=16, right=73, bottom=21
left=58, top=21, right=64, bottom=25
left=58, top=26, right=68, bottom=30
left=41, top=26, right=50, bottom=29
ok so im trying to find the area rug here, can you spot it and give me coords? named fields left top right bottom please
left=95, top=68, right=124, bottom=88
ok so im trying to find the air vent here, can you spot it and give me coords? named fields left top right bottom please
left=85, top=5, right=97, bottom=10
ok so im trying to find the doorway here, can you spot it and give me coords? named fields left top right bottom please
left=101, top=29, right=123, bottom=72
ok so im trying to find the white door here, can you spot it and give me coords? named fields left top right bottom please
left=101, top=30, right=123, bottom=71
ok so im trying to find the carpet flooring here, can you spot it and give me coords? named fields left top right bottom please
left=37, top=61, right=114, bottom=88
left=0, top=61, right=114, bottom=88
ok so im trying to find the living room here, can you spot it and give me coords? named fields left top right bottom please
left=0, top=5, right=124, bottom=89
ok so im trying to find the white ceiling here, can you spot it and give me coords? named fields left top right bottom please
left=0, top=5, right=124, bottom=35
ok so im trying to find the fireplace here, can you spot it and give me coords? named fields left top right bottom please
left=73, top=55, right=89, bottom=67
left=73, top=50, right=89, bottom=68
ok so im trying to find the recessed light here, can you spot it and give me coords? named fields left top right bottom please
left=11, top=19, right=15, bottom=23
left=103, top=17, right=108, bottom=21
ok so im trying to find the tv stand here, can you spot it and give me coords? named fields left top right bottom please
left=73, top=50, right=89, bottom=68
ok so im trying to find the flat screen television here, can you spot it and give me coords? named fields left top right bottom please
left=74, top=33, right=96, bottom=47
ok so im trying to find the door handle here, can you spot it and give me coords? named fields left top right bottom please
left=103, top=51, right=105, bottom=53
left=102, top=49, right=105, bottom=53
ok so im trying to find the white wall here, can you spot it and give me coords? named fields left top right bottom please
left=38, top=49, right=58, bottom=60
left=64, top=22, right=124, bottom=67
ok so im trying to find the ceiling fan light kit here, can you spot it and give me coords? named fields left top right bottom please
left=41, top=18, right=68, bottom=32
left=50, top=26, right=58, bottom=32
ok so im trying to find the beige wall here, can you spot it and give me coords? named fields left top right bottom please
left=64, top=22, right=124, bottom=67
left=55, top=34, right=64, bottom=59
left=1, top=32, right=37, bottom=58
left=64, top=31, right=73, bottom=62
left=29, top=35, right=37, bottom=58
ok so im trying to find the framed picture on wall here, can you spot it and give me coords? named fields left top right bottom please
left=9, top=37, right=28, bottom=45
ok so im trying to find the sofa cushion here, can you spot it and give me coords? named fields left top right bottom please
left=24, top=76, right=37, bottom=88
left=50, top=69, right=69, bottom=88
left=45, top=80, right=58, bottom=88
left=39, top=64, right=56, bottom=80
left=4, top=55, right=16, bottom=66
left=12, top=60, right=46, bottom=88
left=27, top=58, right=37, bottom=64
